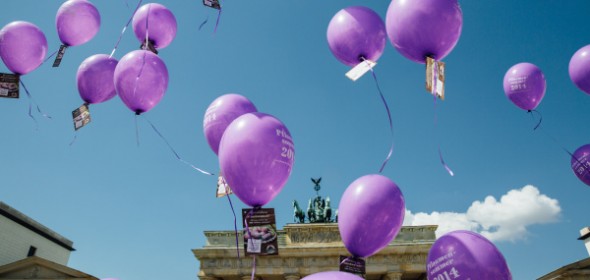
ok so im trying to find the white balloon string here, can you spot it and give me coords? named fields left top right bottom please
left=251, top=255, right=256, bottom=280
left=20, top=79, right=52, bottom=126
left=42, top=48, right=59, bottom=66
left=141, top=115, right=214, bottom=175
left=221, top=175, right=240, bottom=259
left=431, top=61, right=455, bottom=176
left=110, top=0, right=144, bottom=58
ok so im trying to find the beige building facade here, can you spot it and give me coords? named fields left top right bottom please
left=193, top=223, right=436, bottom=280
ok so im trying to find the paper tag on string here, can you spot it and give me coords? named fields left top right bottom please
left=203, top=0, right=221, bottom=10
left=339, top=256, right=366, bottom=276
left=242, top=208, right=278, bottom=256
left=72, top=104, right=91, bottom=130
left=346, top=60, right=376, bottom=81
left=425, top=57, right=445, bottom=100
left=216, top=174, right=233, bottom=198
left=0, top=73, right=19, bottom=98
left=140, top=41, right=158, bottom=55
left=52, top=45, right=67, bottom=67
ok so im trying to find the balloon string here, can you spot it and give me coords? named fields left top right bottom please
left=198, top=16, right=209, bottom=31
left=243, top=208, right=256, bottom=280
left=214, top=7, right=222, bottom=33
left=69, top=132, right=78, bottom=146
left=42, top=49, right=59, bottom=65
left=368, top=68, right=394, bottom=173
left=135, top=113, right=140, bottom=147
left=144, top=3, right=151, bottom=47
left=251, top=255, right=256, bottom=280
left=111, top=0, right=144, bottom=58
left=528, top=110, right=588, bottom=173
left=20, top=79, right=52, bottom=122
left=432, top=69, right=454, bottom=176
left=141, top=115, right=214, bottom=175
left=221, top=176, right=240, bottom=259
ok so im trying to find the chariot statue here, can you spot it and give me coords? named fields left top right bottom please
left=292, top=177, right=337, bottom=223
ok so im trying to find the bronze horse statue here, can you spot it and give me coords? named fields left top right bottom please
left=292, top=200, right=305, bottom=223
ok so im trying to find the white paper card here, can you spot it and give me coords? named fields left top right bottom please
left=346, top=60, right=376, bottom=81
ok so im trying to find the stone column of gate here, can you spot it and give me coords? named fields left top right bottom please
left=284, top=274, right=301, bottom=280
left=383, top=272, right=403, bottom=280
left=198, top=277, right=221, bottom=280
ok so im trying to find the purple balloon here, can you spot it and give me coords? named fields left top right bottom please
left=56, top=0, right=100, bottom=47
left=203, top=94, right=258, bottom=155
left=326, top=6, right=386, bottom=67
left=503, top=63, right=546, bottom=111
left=427, top=230, right=512, bottom=280
left=386, top=0, right=463, bottom=64
left=569, top=45, right=590, bottom=95
left=338, top=174, right=405, bottom=258
left=77, top=54, right=118, bottom=104
left=132, top=3, right=177, bottom=49
left=114, top=50, right=168, bottom=114
left=301, top=271, right=363, bottom=280
left=219, top=113, right=295, bottom=207
left=571, top=144, right=590, bottom=187
left=0, top=21, right=47, bottom=75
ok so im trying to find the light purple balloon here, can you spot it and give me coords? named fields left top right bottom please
left=338, top=174, right=405, bottom=258
left=571, top=144, right=590, bottom=187
left=203, top=94, right=258, bottom=155
left=503, top=62, right=546, bottom=111
left=569, top=45, right=590, bottom=95
left=0, top=21, right=47, bottom=75
left=77, top=54, right=118, bottom=104
left=386, top=0, right=463, bottom=64
left=114, top=50, right=168, bottom=114
left=301, top=271, right=363, bottom=280
left=219, top=112, right=295, bottom=207
left=132, top=3, right=177, bottom=49
left=326, top=6, right=386, bottom=67
left=56, top=0, right=100, bottom=46
left=427, top=230, right=512, bottom=280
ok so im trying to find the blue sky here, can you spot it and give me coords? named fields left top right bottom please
left=1, top=1, right=589, bottom=279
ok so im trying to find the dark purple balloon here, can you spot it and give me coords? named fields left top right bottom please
left=132, top=3, right=177, bottom=49
left=386, top=0, right=463, bottom=64
left=0, top=21, right=47, bottom=75
left=114, top=50, right=168, bottom=114
left=301, top=271, right=363, bottom=280
left=219, top=113, right=294, bottom=207
left=503, top=63, right=546, bottom=111
left=203, top=94, right=258, bottom=155
left=56, top=0, right=100, bottom=46
left=326, top=6, right=386, bottom=67
left=427, top=230, right=512, bottom=280
left=569, top=45, right=590, bottom=95
left=338, top=174, right=405, bottom=258
left=571, top=144, right=590, bottom=187
left=77, top=54, right=118, bottom=104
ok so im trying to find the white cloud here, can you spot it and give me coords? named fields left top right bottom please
left=405, top=185, right=561, bottom=242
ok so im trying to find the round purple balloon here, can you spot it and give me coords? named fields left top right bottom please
left=203, top=94, right=258, bottom=155
left=114, top=50, right=168, bottom=114
left=56, top=0, right=100, bottom=46
left=338, top=174, right=405, bottom=258
left=569, top=45, right=590, bottom=95
left=301, top=271, right=363, bottom=280
left=219, top=112, right=295, bottom=207
left=77, top=54, right=118, bottom=104
left=386, top=0, right=463, bottom=63
left=0, top=21, right=47, bottom=75
left=132, top=3, right=177, bottom=49
left=327, top=6, right=386, bottom=67
left=427, top=230, right=512, bottom=280
left=571, top=144, right=590, bottom=187
left=503, top=62, right=546, bottom=111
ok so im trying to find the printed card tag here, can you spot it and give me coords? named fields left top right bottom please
left=216, top=174, right=233, bottom=198
left=425, top=57, right=445, bottom=100
left=0, top=73, right=19, bottom=98
left=346, top=60, right=376, bottom=81
left=242, top=208, right=278, bottom=256
left=340, top=256, right=366, bottom=276
left=53, top=45, right=67, bottom=67
left=140, top=41, right=158, bottom=55
left=72, top=104, right=91, bottom=130
left=203, top=0, right=221, bottom=10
